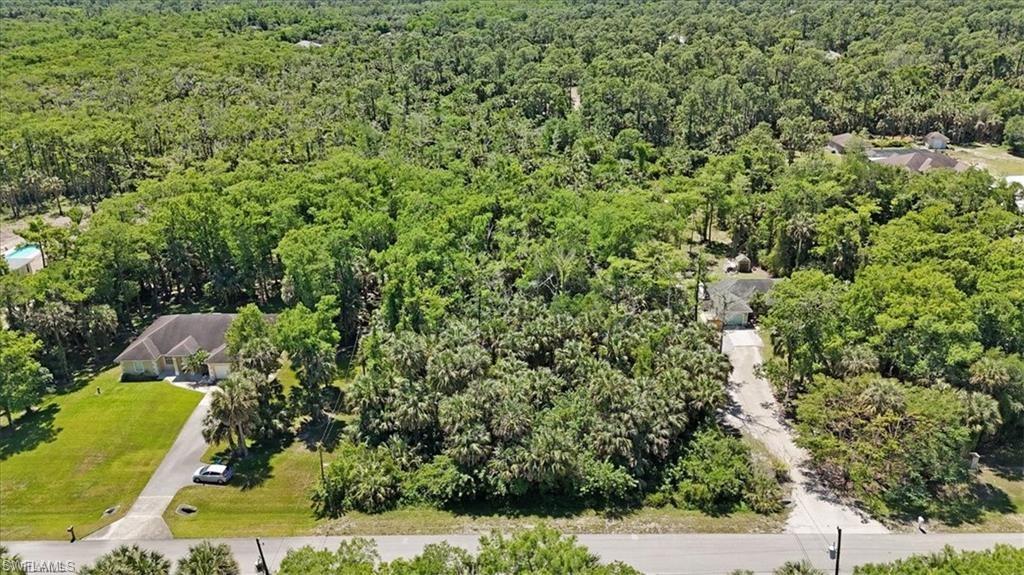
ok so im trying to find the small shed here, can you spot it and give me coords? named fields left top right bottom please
left=924, top=131, right=950, bottom=150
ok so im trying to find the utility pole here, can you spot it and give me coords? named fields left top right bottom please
left=834, top=526, right=842, bottom=575
left=256, top=537, right=270, bottom=575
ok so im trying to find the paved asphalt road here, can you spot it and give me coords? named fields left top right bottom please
left=88, top=390, right=213, bottom=540
left=6, top=533, right=1021, bottom=574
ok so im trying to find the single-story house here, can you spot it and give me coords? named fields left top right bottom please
left=924, top=131, right=950, bottom=150
left=826, top=133, right=866, bottom=154
left=115, top=314, right=240, bottom=380
left=703, top=278, right=780, bottom=327
left=875, top=150, right=969, bottom=174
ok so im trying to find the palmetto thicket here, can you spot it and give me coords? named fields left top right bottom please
left=346, top=295, right=730, bottom=507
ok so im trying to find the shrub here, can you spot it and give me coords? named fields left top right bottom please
left=743, top=470, right=785, bottom=514
left=176, top=541, right=239, bottom=575
left=664, top=428, right=752, bottom=512
left=578, top=458, right=640, bottom=505
left=402, top=455, right=476, bottom=506
left=774, top=560, right=824, bottom=575
left=313, top=441, right=404, bottom=515
left=663, top=428, right=784, bottom=514
left=79, top=545, right=170, bottom=575
left=853, top=544, right=1024, bottom=574
left=0, top=546, right=26, bottom=575
left=1004, top=115, right=1024, bottom=156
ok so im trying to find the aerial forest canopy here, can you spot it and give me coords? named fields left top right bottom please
left=1, top=0, right=1022, bottom=518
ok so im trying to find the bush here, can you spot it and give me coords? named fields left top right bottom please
left=402, top=455, right=476, bottom=506
left=774, top=560, right=824, bottom=575
left=176, top=541, right=239, bottom=575
left=277, top=526, right=641, bottom=574
left=744, top=470, right=785, bottom=514
left=662, top=428, right=783, bottom=514
left=578, top=458, right=640, bottom=505
left=313, top=441, right=404, bottom=515
left=79, top=545, right=170, bottom=575
left=120, top=372, right=162, bottom=382
left=853, top=544, right=1024, bottom=574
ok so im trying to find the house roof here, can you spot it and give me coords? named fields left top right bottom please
left=115, top=314, right=239, bottom=363
left=828, top=133, right=867, bottom=153
left=706, top=278, right=780, bottom=316
left=876, top=150, right=968, bottom=173
left=925, top=131, right=949, bottom=142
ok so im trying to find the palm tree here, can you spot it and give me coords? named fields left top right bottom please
left=79, top=545, right=170, bottom=575
left=176, top=541, right=240, bottom=575
left=958, top=390, right=1002, bottom=449
left=202, top=375, right=259, bottom=457
left=183, top=349, right=211, bottom=379
left=858, top=379, right=906, bottom=416
left=0, top=546, right=26, bottom=575
left=236, top=336, right=280, bottom=376
left=787, top=214, right=815, bottom=269
left=773, top=560, right=824, bottom=575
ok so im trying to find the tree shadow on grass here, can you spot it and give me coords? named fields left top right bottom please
left=207, top=434, right=294, bottom=491
left=296, top=411, right=345, bottom=452
left=933, top=481, right=1016, bottom=526
left=0, top=403, right=60, bottom=460
left=890, top=479, right=1017, bottom=527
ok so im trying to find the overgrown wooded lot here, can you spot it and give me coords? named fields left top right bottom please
left=1, top=0, right=1022, bottom=529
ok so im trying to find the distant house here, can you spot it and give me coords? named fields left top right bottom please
left=703, top=278, right=780, bottom=327
left=924, top=131, right=950, bottom=150
left=115, top=314, right=242, bottom=381
left=294, top=39, right=322, bottom=49
left=875, top=150, right=969, bottom=174
left=827, top=133, right=865, bottom=154
left=1, top=230, right=44, bottom=274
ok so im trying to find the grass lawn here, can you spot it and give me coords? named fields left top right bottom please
left=931, top=463, right=1024, bottom=533
left=167, top=434, right=784, bottom=538
left=0, top=368, right=202, bottom=540
left=948, top=144, right=1024, bottom=178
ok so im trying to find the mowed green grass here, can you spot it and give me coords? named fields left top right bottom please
left=948, top=144, right=1024, bottom=178
left=166, top=438, right=335, bottom=537
left=0, top=368, right=201, bottom=539
left=167, top=435, right=783, bottom=538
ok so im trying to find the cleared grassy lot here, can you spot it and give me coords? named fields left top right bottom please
left=948, top=144, right=1024, bottom=178
left=0, top=369, right=201, bottom=540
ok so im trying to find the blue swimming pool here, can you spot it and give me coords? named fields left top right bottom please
left=4, top=244, right=41, bottom=260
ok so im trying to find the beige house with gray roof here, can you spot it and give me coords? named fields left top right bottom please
left=115, top=314, right=238, bottom=380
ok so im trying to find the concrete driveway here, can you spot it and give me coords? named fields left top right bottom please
left=88, top=389, right=214, bottom=540
left=722, top=329, right=888, bottom=535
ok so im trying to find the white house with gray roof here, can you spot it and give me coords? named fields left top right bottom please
left=115, top=314, right=239, bottom=380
